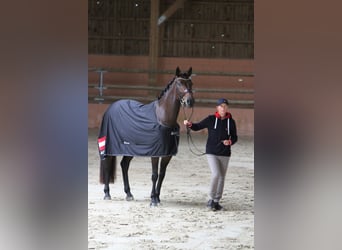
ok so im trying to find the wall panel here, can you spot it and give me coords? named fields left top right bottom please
left=88, top=0, right=254, bottom=59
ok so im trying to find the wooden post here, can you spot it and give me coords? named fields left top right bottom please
left=149, top=0, right=160, bottom=92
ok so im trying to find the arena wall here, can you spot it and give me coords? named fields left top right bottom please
left=88, top=55, right=254, bottom=136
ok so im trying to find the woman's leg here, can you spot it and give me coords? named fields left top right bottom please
left=206, top=154, right=221, bottom=201
left=214, top=156, right=230, bottom=202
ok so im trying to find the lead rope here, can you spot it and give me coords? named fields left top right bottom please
left=182, top=107, right=206, bottom=156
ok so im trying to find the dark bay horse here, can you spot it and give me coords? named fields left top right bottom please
left=98, top=67, right=194, bottom=206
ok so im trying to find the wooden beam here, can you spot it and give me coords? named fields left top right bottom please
left=88, top=96, right=254, bottom=107
left=148, top=0, right=160, bottom=88
left=158, top=0, right=186, bottom=26
left=88, top=67, right=254, bottom=77
left=88, top=84, right=254, bottom=94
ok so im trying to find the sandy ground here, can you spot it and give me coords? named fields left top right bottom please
left=88, top=128, right=254, bottom=250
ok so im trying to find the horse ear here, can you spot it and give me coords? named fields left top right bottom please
left=176, top=67, right=180, bottom=76
left=188, top=67, right=192, bottom=76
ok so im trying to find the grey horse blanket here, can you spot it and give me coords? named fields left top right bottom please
left=98, top=99, right=180, bottom=157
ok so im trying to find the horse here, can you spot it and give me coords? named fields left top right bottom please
left=97, top=67, right=194, bottom=206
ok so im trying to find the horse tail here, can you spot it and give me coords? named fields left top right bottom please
left=99, top=156, right=117, bottom=184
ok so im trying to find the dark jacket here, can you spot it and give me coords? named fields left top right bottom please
left=189, top=112, right=238, bottom=156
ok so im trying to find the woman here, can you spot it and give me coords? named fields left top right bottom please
left=184, top=98, right=238, bottom=211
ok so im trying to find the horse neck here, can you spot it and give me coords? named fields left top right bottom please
left=156, top=86, right=181, bottom=127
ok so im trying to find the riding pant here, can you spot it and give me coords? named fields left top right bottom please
left=206, top=154, right=230, bottom=202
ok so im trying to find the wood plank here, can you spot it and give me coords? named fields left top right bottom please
left=88, top=84, right=254, bottom=94
left=149, top=0, right=160, bottom=87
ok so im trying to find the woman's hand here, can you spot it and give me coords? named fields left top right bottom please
left=222, top=139, right=232, bottom=146
left=183, top=120, right=192, bottom=127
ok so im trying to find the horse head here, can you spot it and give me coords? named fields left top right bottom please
left=175, top=67, right=194, bottom=108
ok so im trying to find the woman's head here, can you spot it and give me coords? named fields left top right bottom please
left=216, top=98, right=229, bottom=117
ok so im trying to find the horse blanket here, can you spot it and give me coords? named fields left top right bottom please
left=98, top=99, right=180, bottom=157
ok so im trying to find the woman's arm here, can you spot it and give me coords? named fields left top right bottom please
left=230, top=119, right=238, bottom=145
left=183, top=116, right=209, bottom=131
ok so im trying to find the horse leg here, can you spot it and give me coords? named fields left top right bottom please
left=150, top=157, right=160, bottom=206
left=121, top=156, right=134, bottom=201
left=155, top=156, right=172, bottom=204
left=102, top=156, right=116, bottom=200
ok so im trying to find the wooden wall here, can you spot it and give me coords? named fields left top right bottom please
left=88, top=55, right=254, bottom=108
left=88, top=0, right=254, bottom=59
left=88, top=55, right=254, bottom=136
left=88, top=0, right=254, bottom=135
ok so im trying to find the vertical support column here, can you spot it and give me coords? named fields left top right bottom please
left=95, top=69, right=107, bottom=103
left=98, top=70, right=104, bottom=96
left=148, top=0, right=160, bottom=95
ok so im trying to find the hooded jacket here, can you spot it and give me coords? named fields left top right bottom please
left=189, top=112, right=238, bottom=156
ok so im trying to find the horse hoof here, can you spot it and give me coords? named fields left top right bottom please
left=150, top=202, right=159, bottom=207
left=126, top=195, right=134, bottom=201
left=104, top=195, right=111, bottom=200
left=150, top=199, right=161, bottom=207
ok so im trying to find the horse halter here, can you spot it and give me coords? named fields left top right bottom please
left=175, top=77, right=194, bottom=107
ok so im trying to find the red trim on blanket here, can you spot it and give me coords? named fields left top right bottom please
left=97, top=136, right=106, bottom=151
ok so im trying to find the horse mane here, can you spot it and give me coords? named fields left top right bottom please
left=157, top=77, right=175, bottom=100
left=157, top=72, right=191, bottom=100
